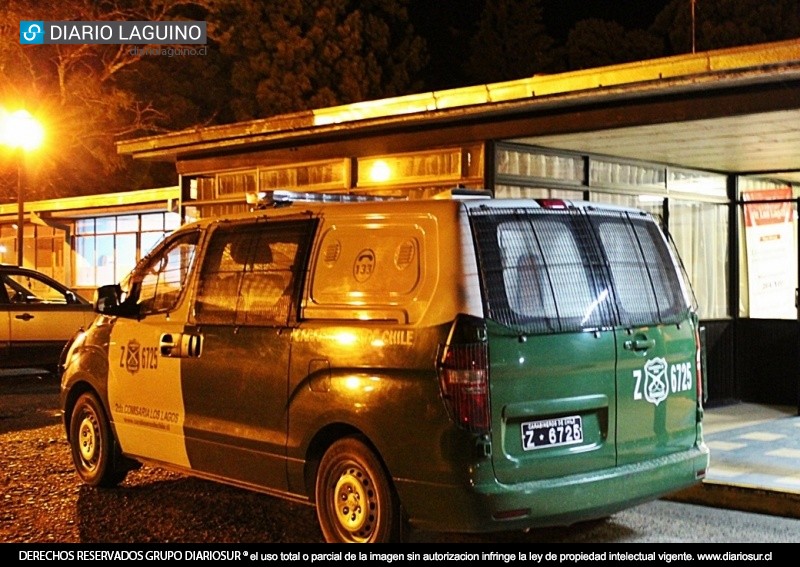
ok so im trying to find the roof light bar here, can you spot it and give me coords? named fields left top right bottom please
left=246, top=187, right=493, bottom=209
left=247, top=190, right=407, bottom=208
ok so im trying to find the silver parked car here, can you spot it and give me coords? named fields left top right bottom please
left=0, top=265, right=95, bottom=373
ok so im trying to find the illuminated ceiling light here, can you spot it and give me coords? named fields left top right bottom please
left=369, top=160, right=392, bottom=183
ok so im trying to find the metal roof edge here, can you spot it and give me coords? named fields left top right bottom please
left=0, top=185, right=180, bottom=216
left=116, top=39, right=800, bottom=159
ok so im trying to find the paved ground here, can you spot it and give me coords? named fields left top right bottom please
left=668, top=402, right=800, bottom=519
left=4, top=368, right=799, bottom=523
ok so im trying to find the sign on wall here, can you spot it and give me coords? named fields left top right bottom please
left=743, top=188, right=797, bottom=319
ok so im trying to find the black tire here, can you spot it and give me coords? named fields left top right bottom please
left=315, top=436, right=402, bottom=543
left=69, top=392, right=128, bottom=487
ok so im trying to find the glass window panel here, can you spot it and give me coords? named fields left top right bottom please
left=217, top=171, right=257, bottom=196
left=195, top=222, right=308, bottom=326
left=117, top=215, right=139, bottom=232
left=469, top=209, right=611, bottom=334
left=75, top=219, right=94, bottom=235
left=496, top=147, right=584, bottom=184
left=165, top=212, right=181, bottom=230
left=670, top=199, right=729, bottom=319
left=593, top=214, right=688, bottom=325
left=5, top=273, right=69, bottom=304
left=141, top=232, right=165, bottom=257
left=0, top=237, right=13, bottom=265
left=738, top=187, right=797, bottom=319
left=95, top=217, right=115, bottom=234
left=495, top=185, right=583, bottom=200
left=667, top=168, right=726, bottom=200
left=115, top=234, right=137, bottom=283
left=75, top=236, right=96, bottom=287
left=36, top=236, right=54, bottom=269
left=589, top=192, right=664, bottom=219
left=357, top=150, right=461, bottom=187
left=141, top=213, right=164, bottom=231
left=96, top=235, right=116, bottom=286
left=590, top=159, right=666, bottom=190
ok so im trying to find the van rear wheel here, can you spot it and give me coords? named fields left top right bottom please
left=315, top=436, right=402, bottom=543
left=69, top=392, right=127, bottom=487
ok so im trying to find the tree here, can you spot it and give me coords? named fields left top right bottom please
left=565, top=19, right=664, bottom=70
left=0, top=0, right=216, bottom=201
left=465, top=0, right=560, bottom=85
left=211, top=0, right=428, bottom=120
left=651, top=0, right=800, bottom=55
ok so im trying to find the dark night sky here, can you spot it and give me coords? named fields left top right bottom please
left=409, top=0, right=673, bottom=89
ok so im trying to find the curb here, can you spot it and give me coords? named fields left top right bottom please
left=665, top=481, right=800, bottom=520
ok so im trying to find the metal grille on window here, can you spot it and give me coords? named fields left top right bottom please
left=470, top=208, right=612, bottom=334
left=194, top=222, right=309, bottom=326
left=589, top=211, right=688, bottom=326
left=194, top=229, right=246, bottom=324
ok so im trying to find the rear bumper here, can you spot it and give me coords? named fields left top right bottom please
left=396, top=444, right=710, bottom=534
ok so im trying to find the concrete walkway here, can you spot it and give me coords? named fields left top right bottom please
left=667, top=402, right=800, bottom=519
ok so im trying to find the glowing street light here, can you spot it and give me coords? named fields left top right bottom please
left=0, top=109, right=45, bottom=266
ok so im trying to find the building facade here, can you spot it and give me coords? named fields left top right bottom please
left=4, top=40, right=800, bottom=407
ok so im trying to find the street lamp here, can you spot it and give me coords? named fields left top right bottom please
left=0, top=109, right=45, bottom=266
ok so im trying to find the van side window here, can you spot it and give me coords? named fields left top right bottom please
left=194, top=221, right=311, bottom=326
left=135, top=232, right=199, bottom=315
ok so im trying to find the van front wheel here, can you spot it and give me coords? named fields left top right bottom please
left=315, top=437, right=402, bottom=543
left=69, top=392, right=127, bottom=487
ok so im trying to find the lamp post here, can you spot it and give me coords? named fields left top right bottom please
left=0, top=109, right=45, bottom=266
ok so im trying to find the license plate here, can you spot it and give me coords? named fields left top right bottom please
left=521, top=415, right=583, bottom=451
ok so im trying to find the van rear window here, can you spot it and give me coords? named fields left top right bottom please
left=469, top=207, right=690, bottom=333
left=470, top=208, right=612, bottom=334
left=588, top=212, right=689, bottom=326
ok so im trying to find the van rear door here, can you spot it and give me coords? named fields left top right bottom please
left=588, top=211, right=700, bottom=465
left=468, top=206, right=618, bottom=484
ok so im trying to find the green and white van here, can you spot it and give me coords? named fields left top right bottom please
left=60, top=192, right=709, bottom=543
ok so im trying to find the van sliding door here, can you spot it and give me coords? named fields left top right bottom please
left=183, top=219, right=315, bottom=491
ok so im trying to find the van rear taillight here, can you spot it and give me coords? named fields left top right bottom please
left=437, top=315, right=490, bottom=434
left=694, top=326, right=704, bottom=404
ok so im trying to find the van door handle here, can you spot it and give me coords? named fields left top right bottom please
left=624, top=338, right=655, bottom=351
left=160, top=333, right=203, bottom=358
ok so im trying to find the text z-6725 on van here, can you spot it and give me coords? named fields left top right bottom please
left=59, top=192, right=709, bottom=543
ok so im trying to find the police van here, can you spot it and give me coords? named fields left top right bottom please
left=60, top=191, right=709, bottom=543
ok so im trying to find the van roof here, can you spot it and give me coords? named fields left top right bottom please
left=180, top=194, right=654, bottom=232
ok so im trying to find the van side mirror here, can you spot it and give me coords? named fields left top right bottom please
left=65, top=290, right=81, bottom=305
left=94, top=284, right=121, bottom=314
left=95, top=284, right=142, bottom=318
